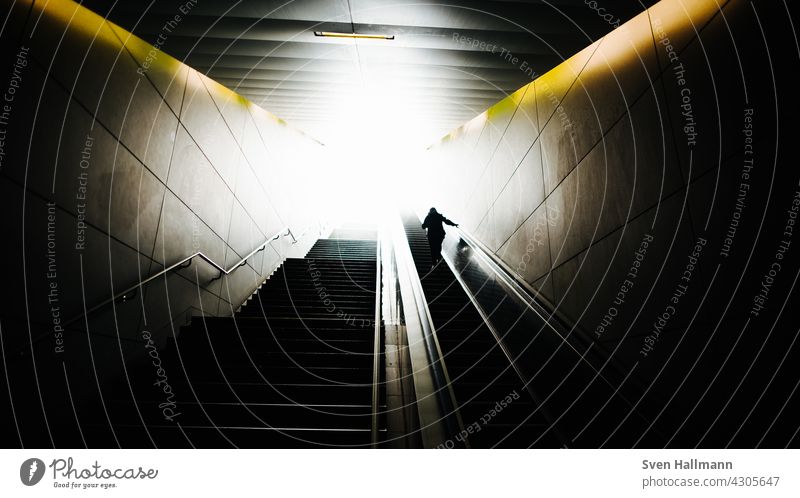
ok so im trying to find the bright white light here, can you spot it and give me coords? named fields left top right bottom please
left=315, top=86, right=440, bottom=225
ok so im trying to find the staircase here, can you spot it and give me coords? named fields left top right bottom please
left=402, top=214, right=562, bottom=448
left=94, top=234, right=384, bottom=448
left=50, top=219, right=658, bottom=449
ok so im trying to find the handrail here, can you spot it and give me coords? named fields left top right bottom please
left=449, top=225, right=631, bottom=362
left=37, top=226, right=297, bottom=343
left=450, top=226, right=572, bottom=329
left=389, top=213, right=464, bottom=447
left=86, top=226, right=297, bottom=320
left=440, top=234, right=570, bottom=447
left=370, top=236, right=382, bottom=447
left=444, top=223, right=653, bottom=409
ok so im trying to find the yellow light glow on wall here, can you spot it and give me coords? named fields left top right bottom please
left=580, top=9, right=659, bottom=81
left=648, top=0, right=727, bottom=58
left=487, top=85, right=528, bottom=121
left=431, top=0, right=726, bottom=149
left=533, top=39, right=601, bottom=125
left=30, top=0, right=119, bottom=48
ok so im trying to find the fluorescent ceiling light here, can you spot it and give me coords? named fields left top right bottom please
left=314, top=31, right=395, bottom=40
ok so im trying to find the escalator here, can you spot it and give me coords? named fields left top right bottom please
left=402, top=214, right=562, bottom=448
left=80, top=215, right=653, bottom=449
left=91, top=232, right=384, bottom=448
left=403, top=212, right=664, bottom=448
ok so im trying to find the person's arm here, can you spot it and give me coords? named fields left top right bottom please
left=421, top=217, right=429, bottom=229
left=443, top=217, right=458, bottom=227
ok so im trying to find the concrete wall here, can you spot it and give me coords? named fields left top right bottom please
left=0, top=0, right=324, bottom=445
left=419, top=0, right=799, bottom=443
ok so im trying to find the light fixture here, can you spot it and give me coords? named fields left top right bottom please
left=314, top=31, right=394, bottom=40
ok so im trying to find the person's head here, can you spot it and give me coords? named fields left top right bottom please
left=429, top=207, right=438, bottom=214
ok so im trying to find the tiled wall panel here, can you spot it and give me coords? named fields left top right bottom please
left=0, top=0, right=324, bottom=429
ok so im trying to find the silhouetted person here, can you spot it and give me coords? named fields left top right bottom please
left=422, top=207, right=458, bottom=266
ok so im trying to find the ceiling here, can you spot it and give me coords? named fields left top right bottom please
left=83, top=0, right=656, bottom=147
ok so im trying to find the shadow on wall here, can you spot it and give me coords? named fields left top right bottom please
left=0, top=0, right=325, bottom=446
left=418, top=0, right=800, bottom=445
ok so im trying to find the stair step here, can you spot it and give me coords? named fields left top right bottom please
left=112, top=236, right=385, bottom=448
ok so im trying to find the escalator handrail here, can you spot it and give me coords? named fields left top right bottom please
left=449, top=225, right=595, bottom=351
left=448, top=224, right=649, bottom=396
left=371, top=236, right=382, bottom=447
left=440, top=244, right=571, bottom=447
left=389, top=214, right=465, bottom=447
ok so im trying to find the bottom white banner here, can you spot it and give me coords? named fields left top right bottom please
left=1, top=450, right=797, bottom=497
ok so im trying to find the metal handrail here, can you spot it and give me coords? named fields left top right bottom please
left=370, top=236, right=382, bottom=447
left=390, top=213, right=464, bottom=447
left=440, top=235, right=570, bottom=447
left=55, top=226, right=297, bottom=336
left=445, top=224, right=652, bottom=404
left=450, top=225, right=569, bottom=327
left=448, top=224, right=613, bottom=360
